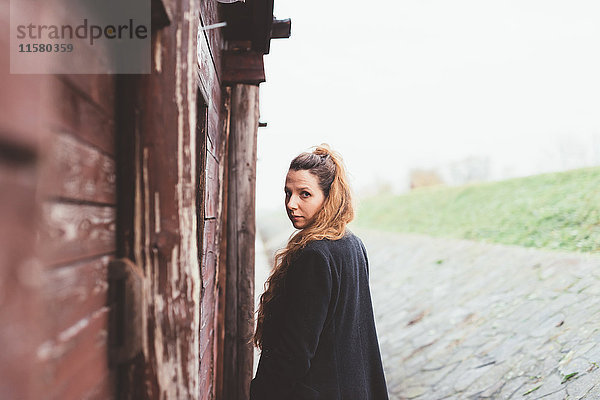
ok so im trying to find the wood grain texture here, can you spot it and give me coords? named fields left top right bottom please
left=42, top=256, right=111, bottom=337
left=197, top=16, right=222, bottom=113
left=0, top=73, right=44, bottom=154
left=40, top=132, right=117, bottom=205
left=204, top=151, right=219, bottom=219
left=202, top=219, right=218, bottom=281
left=0, top=11, right=47, bottom=396
left=0, top=164, right=44, bottom=400
left=45, top=77, right=115, bottom=156
left=114, top=0, right=224, bottom=397
left=206, top=102, right=220, bottom=157
left=58, top=75, right=116, bottom=119
left=224, top=83, right=259, bottom=400
left=39, top=307, right=111, bottom=400
left=0, top=5, right=45, bottom=156
left=214, top=86, right=231, bottom=400
left=40, top=201, right=116, bottom=266
left=199, top=0, right=223, bottom=84
left=222, top=51, right=266, bottom=85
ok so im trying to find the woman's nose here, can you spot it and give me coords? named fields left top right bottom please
left=287, top=195, right=298, bottom=210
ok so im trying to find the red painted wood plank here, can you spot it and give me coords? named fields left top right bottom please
left=45, top=77, right=115, bottom=156
left=40, top=201, right=116, bottom=266
left=202, top=219, right=217, bottom=282
left=43, top=255, right=111, bottom=337
left=40, top=132, right=117, bottom=205
left=0, top=164, right=44, bottom=400
left=75, top=370, right=115, bottom=400
left=0, top=74, right=45, bottom=154
left=39, top=307, right=111, bottom=399
left=58, top=75, right=116, bottom=119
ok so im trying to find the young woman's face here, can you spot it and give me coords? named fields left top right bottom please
left=284, top=169, right=326, bottom=229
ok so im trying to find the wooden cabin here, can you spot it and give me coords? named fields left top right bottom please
left=0, top=0, right=289, bottom=398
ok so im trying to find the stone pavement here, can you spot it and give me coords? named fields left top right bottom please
left=360, top=229, right=600, bottom=400
left=254, top=223, right=600, bottom=399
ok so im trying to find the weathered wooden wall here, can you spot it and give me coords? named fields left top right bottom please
left=114, top=0, right=227, bottom=398
left=0, top=4, right=45, bottom=398
left=37, top=74, right=118, bottom=399
left=1, top=0, right=274, bottom=397
left=1, top=1, right=119, bottom=398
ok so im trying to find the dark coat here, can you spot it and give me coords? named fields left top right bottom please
left=250, top=230, right=389, bottom=400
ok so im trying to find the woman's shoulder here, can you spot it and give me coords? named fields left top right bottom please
left=303, top=230, right=364, bottom=256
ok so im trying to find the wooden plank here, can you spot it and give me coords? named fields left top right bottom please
left=76, top=371, right=115, bottom=400
left=204, top=152, right=219, bottom=219
left=199, top=0, right=223, bottom=84
left=222, top=51, right=266, bottom=85
left=206, top=102, right=220, bottom=158
left=214, top=86, right=230, bottom=400
left=197, top=18, right=221, bottom=108
left=224, top=84, right=259, bottom=400
left=271, top=18, right=292, bottom=39
left=58, top=75, right=116, bottom=119
left=42, top=256, right=111, bottom=337
left=45, top=77, right=115, bottom=156
left=116, top=0, right=215, bottom=396
left=199, top=344, right=214, bottom=400
left=38, top=307, right=111, bottom=399
left=0, top=4, right=45, bottom=156
left=0, top=74, right=44, bottom=155
left=202, top=219, right=217, bottom=281
left=40, top=201, right=116, bottom=266
left=40, top=132, right=117, bottom=205
left=0, top=164, right=44, bottom=400
left=200, top=274, right=216, bottom=349
left=52, top=359, right=114, bottom=400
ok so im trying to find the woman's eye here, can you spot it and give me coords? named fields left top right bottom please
left=301, top=191, right=311, bottom=197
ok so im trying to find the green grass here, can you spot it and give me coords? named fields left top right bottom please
left=355, top=167, right=600, bottom=253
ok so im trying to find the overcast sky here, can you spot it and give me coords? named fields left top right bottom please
left=256, top=0, right=600, bottom=211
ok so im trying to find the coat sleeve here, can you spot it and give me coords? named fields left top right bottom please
left=250, top=248, right=332, bottom=399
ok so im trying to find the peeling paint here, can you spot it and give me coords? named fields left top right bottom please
left=134, top=116, right=143, bottom=269
left=36, top=307, right=108, bottom=361
left=134, top=118, right=149, bottom=362
left=154, top=30, right=163, bottom=73
left=171, top=246, right=180, bottom=298
left=154, top=191, right=161, bottom=233
left=137, top=7, right=208, bottom=399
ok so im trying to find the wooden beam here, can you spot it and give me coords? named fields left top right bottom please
left=214, top=86, right=231, bottom=400
left=271, top=18, right=291, bottom=39
left=222, top=51, right=266, bottom=86
left=224, top=84, right=259, bottom=400
left=151, top=0, right=170, bottom=30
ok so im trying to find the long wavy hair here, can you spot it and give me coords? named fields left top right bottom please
left=253, top=144, right=354, bottom=349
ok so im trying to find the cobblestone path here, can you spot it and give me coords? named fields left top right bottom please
left=255, top=225, right=600, bottom=399
left=361, top=229, right=600, bottom=400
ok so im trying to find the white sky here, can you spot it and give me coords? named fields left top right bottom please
left=256, top=0, right=600, bottom=212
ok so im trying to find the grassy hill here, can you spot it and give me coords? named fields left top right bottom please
left=354, top=167, right=600, bottom=253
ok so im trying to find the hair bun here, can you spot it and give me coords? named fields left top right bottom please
left=313, top=143, right=333, bottom=157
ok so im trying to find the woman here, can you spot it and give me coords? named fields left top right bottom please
left=251, top=145, right=389, bottom=400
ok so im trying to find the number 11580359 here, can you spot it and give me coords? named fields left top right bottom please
left=18, top=43, right=74, bottom=53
